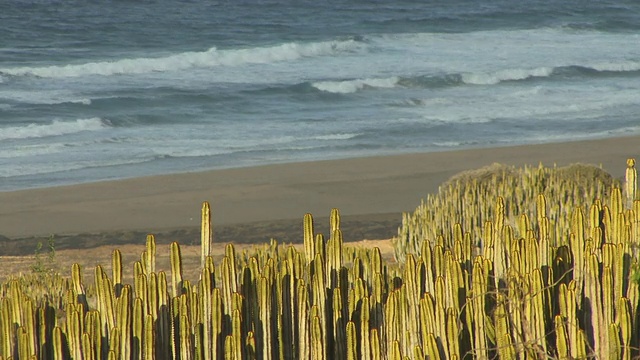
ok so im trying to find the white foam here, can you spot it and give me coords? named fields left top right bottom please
left=0, top=143, right=67, bottom=158
left=149, top=146, right=231, bottom=159
left=590, top=61, right=640, bottom=72
left=0, top=118, right=110, bottom=141
left=521, top=125, right=640, bottom=145
left=405, top=82, right=640, bottom=126
left=313, top=133, right=360, bottom=140
left=69, top=98, right=92, bottom=105
left=461, top=67, right=554, bottom=85
left=432, top=141, right=464, bottom=147
left=312, top=76, right=399, bottom=93
left=0, top=89, right=92, bottom=105
left=1, top=156, right=152, bottom=178
left=0, top=39, right=365, bottom=79
left=431, top=140, right=488, bottom=148
left=369, top=29, right=640, bottom=89
left=505, top=86, right=545, bottom=98
left=142, top=132, right=359, bottom=159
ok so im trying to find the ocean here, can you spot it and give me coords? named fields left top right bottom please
left=1, top=0, right=639, bottom=191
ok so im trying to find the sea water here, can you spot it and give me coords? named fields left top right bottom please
left=1, top=0, right=639, bottom=191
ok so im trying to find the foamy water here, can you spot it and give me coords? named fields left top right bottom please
left=1, top=0, right=639, bottom=191
left=0, top=118, right=110, bottom=141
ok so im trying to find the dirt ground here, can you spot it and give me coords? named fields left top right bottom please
left=0, top=213, right=400, bottom=284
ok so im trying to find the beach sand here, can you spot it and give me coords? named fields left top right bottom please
left=0, top=136, right=638, bottom=258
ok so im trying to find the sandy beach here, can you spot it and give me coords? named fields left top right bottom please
left=0, top=136, right=638, bottom=255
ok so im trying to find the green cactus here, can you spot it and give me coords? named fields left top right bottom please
left=148, top=272, right=159, bottom=322
left=87, top=310, right=103, bottom=360
left=224, top=335, right=234, bottom=360
left=231, top=309, right=244, bottom=359
left=133, top=296, right=144, bottom=359
left=471, top=258, right=488, bottom=360
left=199, top=266, right=213, bottom=360
left=617, top=297, right=632, bottom=360
left=331, top=287, right=345, bottom=359
left=258, top=275, right=273, bottom=360
left=170, top=241, right=184, bottom=298
left=179, top=313, right=192, bottom=360
left=246, top=330, right=257, bottom=360
left=346, top=321, right=357, bottom=360
left=82, top=332, right=94, bottom=360
left=554, top=315, right=569, bottom=359
left=328, top=229, right=343, bottom=290
left=201, top=201, right=212, bottom=268
left=311, top=315, right=324, bottom=360
left=298, top=279, right=310, bottom=360
left=145, top=234, right=157, bottom=275
left=608, top=322, right=621, bottom=359
left=304, top=213, right=316, bottom=264
left=52, top=326, right=65, bottom=359
left=388, top=340, right=402, bottom=360
left=494, top=294, right=515, bottom=359
left=2, top=160, right=639, bottom=360
left=445, top=307, right=460, bottom=359
left=144, top=314, right=155, bottom=360
left=115, top=284, right=132, bottom=360
left=222, top=256, right=235, bottom=318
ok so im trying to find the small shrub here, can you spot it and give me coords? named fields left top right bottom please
left=31, top=234, right=57, bottom=275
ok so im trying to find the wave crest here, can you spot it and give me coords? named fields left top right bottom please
left=312, top=76, right=399, bottom=93
left=0, top=118, right=111, bottom=141
left=590, top=61, right=640, bottom=73
left=0, top=90, right=92, bottom=105
left=0, top=39, right=365, bottom=78
left=461, top=67, right=554, bottom=85
left=313, top=133, right=360, bottom=140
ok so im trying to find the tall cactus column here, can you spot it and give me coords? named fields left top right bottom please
left=201, top=201, right=213, bottom=268
left=625, top=159, right=637, bottom=208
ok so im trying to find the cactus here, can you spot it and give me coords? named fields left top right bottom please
left=304, top=213, right=316, bottom=264
left=345, top=320, right=357, bottom=360
left=201, top=201, right=213, bottom=268
left=132, top=296, right=144, bottom=359
left=298, top=279, right=310, bottom=360
left=311, top=314, right=324, bottom=360
left=52, top=326, right=65, bottom=359
left=145, top=234, right=157, bottom=275
left=1, top=159, right=638, bottom=360
left=494, top=293, right=515, bottom=359
left=554, top=315, right=569, bottom=359
left=617, top=297, right=632, bottom=360
left=115, top=285, right=131, bottom=360
left=471, top=258, right=489, bottom=360
left=170, top=241, right=184, bottom=298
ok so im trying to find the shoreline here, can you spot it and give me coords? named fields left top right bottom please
left=4, top=135, right=639, bottom=195
left=1, top=135, right=638, bottom=243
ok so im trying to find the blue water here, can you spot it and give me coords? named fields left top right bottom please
left=1, top=0, right=640, bottom=191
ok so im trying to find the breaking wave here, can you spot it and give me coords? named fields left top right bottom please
left=312, top=77, right=400, bottom=93
left=0, top=39, right=366, bottom=78
left=0, top=118, right=111, bottom=141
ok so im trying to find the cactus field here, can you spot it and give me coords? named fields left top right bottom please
left=0, top=159, right=639, bottom=359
